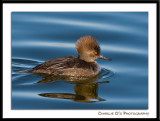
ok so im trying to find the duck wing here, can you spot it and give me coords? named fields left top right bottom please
left=30, top=56, right=77, bottom=74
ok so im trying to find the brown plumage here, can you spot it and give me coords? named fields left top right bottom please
left=22, top=56, right=100, bottom=77
left=76, top=36, right=100, bottom=56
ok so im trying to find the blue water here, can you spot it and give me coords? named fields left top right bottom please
left=12, top=12, right=148, bottom=109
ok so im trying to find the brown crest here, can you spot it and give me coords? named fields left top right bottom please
left=76, top=36, right=100, bottom=55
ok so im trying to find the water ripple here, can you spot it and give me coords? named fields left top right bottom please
left=12, top=41, right=147, bottom=55
left=13, top=14, right=144, bottom=35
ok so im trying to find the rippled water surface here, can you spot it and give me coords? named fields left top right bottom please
left=12, top=12, right=148, bottom=109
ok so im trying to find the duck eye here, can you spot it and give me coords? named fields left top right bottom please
left=93, top=51, right=97, bottom=55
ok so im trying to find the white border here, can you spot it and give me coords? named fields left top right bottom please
left=3, top=3, right=157, bottom=118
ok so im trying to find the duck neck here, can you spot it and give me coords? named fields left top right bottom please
left=78, top=54, right=95, bottom=62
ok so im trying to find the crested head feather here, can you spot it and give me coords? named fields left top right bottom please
left=76, top=36, right=100, bottom=55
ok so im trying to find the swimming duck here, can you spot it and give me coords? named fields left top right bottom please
left=20, top=36, right=111, bottom=78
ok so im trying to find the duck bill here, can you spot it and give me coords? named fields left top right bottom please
left=99, top=55, right=112, bottom=61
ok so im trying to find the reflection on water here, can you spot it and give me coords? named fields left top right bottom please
left=36, top=68, right=111, bottom=103
left=39, top=80, right=109, bottom=103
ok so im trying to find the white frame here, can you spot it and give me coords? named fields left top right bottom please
left=3, top=3, right=157, bottom=118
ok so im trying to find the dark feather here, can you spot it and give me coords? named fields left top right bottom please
left=29, top=56, right=97, bottom=75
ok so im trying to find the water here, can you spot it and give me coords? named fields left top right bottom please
left=12, top=12, right=148, bottom=109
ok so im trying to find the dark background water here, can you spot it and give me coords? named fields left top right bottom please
left=12, top=12, right=148, bottom=109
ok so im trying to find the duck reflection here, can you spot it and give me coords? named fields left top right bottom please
left=37, top=74, right=110, bottom=103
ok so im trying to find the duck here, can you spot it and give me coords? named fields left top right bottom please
left=20, top=35, right=111, bottom=78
